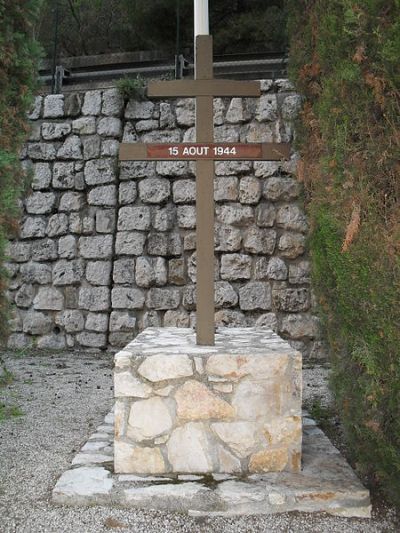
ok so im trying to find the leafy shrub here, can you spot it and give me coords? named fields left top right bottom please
left=287, top=0, right=400, bottom=504
left=0, top=0, right=42, bottom=341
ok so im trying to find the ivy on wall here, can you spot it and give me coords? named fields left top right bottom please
left=0, top=0, right=42, bottom=340
left=287, top=0, right=400, bottom=504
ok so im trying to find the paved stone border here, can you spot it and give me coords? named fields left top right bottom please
left=52, top=409, right=371, bottom=517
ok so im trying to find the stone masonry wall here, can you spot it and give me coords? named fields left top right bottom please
left=5, top=79, right=322, bottom=356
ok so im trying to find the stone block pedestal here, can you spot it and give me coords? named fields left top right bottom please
left=114, top=327, right=302, bottom=475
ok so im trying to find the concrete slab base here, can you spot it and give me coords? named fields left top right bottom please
left=52, top=410, right=371, bottom=517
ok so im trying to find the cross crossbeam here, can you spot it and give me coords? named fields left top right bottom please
left=119, top=35, right=291, bottom=346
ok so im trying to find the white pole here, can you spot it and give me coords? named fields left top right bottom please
left=194, top=0, right=209, bottom=36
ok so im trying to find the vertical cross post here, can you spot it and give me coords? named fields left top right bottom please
left=195, top=35, right=214, bottom=345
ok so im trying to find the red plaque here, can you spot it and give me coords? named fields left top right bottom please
left=146, top=143, right=262, bottom=160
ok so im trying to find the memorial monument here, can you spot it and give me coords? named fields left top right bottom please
left=114, top=0, right=302, bottom=476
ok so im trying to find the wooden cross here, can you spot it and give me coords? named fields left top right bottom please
left=119, top=36, right=290, bottom=346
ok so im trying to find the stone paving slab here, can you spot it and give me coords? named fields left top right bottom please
left=52, top=409, right=371, bottom=518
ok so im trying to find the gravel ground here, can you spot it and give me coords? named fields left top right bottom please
left=0, top=351, right=398, bottom=533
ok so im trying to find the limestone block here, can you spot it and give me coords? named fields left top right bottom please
left=220, top=254, right=252, bottom=281
left=82, top=90, right=102, bottom=116
left=79, top=235, right=113, bottom=259
left=53, top=466, right=113, bottom=503
left=96, top=209, right=116, bottom=234
left=281, top=94, right=302, bottom=120
left=263, top=177, right=301, bottom=201
left=215, top=224, right=242, bottom=252
left=248, top=448, right=288, bottom=473
left=135, top=257, right=167, bottom=288
left=255, top=204, right=276, bottom=227
left=253, top=162, right=279, bottom=180
left=257, top=257, right=288, bottom=281
left=77, top=332, right=107, bottom=348
left=28, top=96, right=42, bottom=120
left=243, top=227, right=276, bottom=255
left=43, top=94, right=64, bottom=118
left=239, top=176, right=261, bottom=205
left=159, top=102, right=175, bottom=128
left=86, top=261, right=112, bottom=286
left=278, top=232, right=306, bottom=258
left=97, top=117, right=122, bottom=137
left=59, top=192, right=85, bottom=212
left=146, top=288, right=180, bottom=310
left=156, top=160, right=188, bottom=177
left=78, top=287, right=110, bottom=311
left=273, top=288, right=311, bottom=312
left=115, top=232, right=146, bottom=256
left=215, top=281, right=238, bottom=308
left=167, top=422, right=214, bottom=473
left=177, top=206, right=196, bottom=229
left=114, top=371, right=151, bottom=397
left=15, top=284, right=35, bottom=308
left=226, top=98, right=249, bottom=124
left=32, top=163, right=52, bottom=190
left=168, top=258, right=185, bottom=285
left=57, top=135, right=83, bottom=160
left=110, top=311, right=136, bottom=332
left=256, top=94, right=278, bottom=122
left=7, top=242, right=31, bottom=262
left=276, top=205, right=308, bottom=233
left=33, top=287, right=64, bottom=310
left=84, top=158, right=116, bottom=185
left=102, top=88, right=124, bottom=116
left=37, top=333, right=66, bottom=350
left=153, top=205, right=176, bottom=232
left=82, top=135, right=101, bottom=160
left=118, top=206, right=151, bottom=231
left=216, top=204, right=254, bottom=226
left=119, top=161, right=155, bottom=180
left=138, top=178, right=170, bottom=204
left=111, top=287, right=145, bottom=309
left=176, top=98, right=195, bottom=126
left=214, top=177, right=239, bottom=202
left=119, top=182, right=137, bottom=205
left=41, top=122, right=71, bottom=141
left=255, top=313, right=278, bottom=330
left=101, top=139, right=119, bottom=157
left=53, top=259, right=84, bottom=286
left=279, top=314, right=320, bottom=339
left=55, top=310, right=84, bottom=333
left=217, top=446, right=241, bottom=474
left=20, top=262, right=52, bottom=284
left=127, top=397, right=173, bottom=442
left=163, top=310, right=190, bottom=327
left=85, top=313, right=109, bottom=333
left=289, top=260, right=311, bottom=285
left=137, top=353, right=193, bottom=382
left=175, top=381, right=234, bottom=421
left=114, top=442, right=165, bottom=474
left=23, top=311, right=52, bottom=335
left=215, top=125, right=240, bottom=142
left=28, top=143, right=56, bottom=161
left=88, top=185, right=117, bottom=207
left=125, top=100, right=154, bottom=120
left=113, top=258, right=135, bottom=284
left=136, top=119, right=159, bottom=133
left=239, top=282, right=271, bottom=311
left=72, top=117, right=96, bottom=135
left=215, top=160, right=251, bottom=177
left=172, top=180, right=196, bottom=204
left=232, top=379, right=280, bottom=419
left=53, top=162, right=75, bottom=189
left=47, top=214, right=69, bottom=237
left=211, top=421, right=258, bottom=458
left=64, top=94, right=82, bottom=117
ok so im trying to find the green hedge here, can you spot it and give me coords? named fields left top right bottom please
left=287, top=0, right=400, bottom=504
left=0, top=0, right=42, bottom=340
